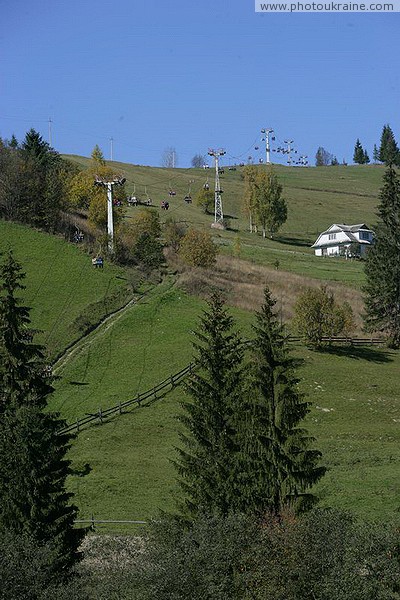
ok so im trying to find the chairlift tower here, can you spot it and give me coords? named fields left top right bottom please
left=261, top=128, right=274, bottom=164
left=208, top=148, right=225, bottom=226
left=94, top=176, right=126, bottom=253
left=284, top=140, right=294, bottom=166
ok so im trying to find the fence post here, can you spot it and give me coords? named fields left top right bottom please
left=91, top=514, right=95, bottom=530
left=76, top=418, right=80, bottom=432
left=137, top=394, right=141, bottom=407
left=154, top=387, right=157, bottom=400
left=119, top=402, right=122, bottom=415
left=170, top=375, right=175, bottom=387
left=189, top=362, right=192, bottom=373
left=98, top=408, right=103, bottom=423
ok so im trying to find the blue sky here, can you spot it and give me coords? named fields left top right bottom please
left=1, top=0, right=399, bottom=166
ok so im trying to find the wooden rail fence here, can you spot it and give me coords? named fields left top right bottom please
left=59, top=362, right=195, bottom=435
left=59, top=336, right=384, bottom=436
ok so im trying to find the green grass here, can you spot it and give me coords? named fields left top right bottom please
left=51, top=285, right=400, bottom=526
left=65, top=155, right=384, bottom=284
left=0, top=220, right=128, bottom=357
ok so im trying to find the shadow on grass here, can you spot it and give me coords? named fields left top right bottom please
left=274, top=235, right=313, bottom=248
left=317, top=345, right=394, bottom=363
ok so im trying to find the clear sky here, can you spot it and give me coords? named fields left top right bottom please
left=1, top=0, right=399, bottom=167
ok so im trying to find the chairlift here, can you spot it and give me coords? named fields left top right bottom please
left=254, top=146, right=259, bottom=150
left=272, top=136, right=275, bottom=141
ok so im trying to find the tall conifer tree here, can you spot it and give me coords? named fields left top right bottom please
left=232, top=288, right=325, bottom=516
left=364, top=166, right=400, bottom=347
left=379, top=125, right=400, bottom=166
left=0, top=251, right=85, bottom=577
left=176, top=293, right=245, bottom=517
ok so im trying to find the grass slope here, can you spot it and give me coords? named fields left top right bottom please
left=52, top=286, right=400, bottom=526
left=0, top=220, right=128, bottom=357
left=65, top=155, right=384, bottom=285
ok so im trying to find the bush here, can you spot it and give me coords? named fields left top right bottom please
left=179, top=228, right=218, bottom=267
left=293, top=286, right=355, bottom=346
left=195, top=188, right=214, bottom=214
left=164, top=217, right=187, bottom=251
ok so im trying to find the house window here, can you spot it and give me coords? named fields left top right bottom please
left=360, top=231, right=370, bottom=240
left=328, top=233, right=336, bottom=240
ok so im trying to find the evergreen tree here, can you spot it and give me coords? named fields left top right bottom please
left=330, top=156, right=339, bottom=166
left=0, top=251, right=85, bottom=576
left=353, top=139, right=365, bottom=164
left=379, top=124, right=400, bottom=166
left=176, top=293, right=245, bottom=517
left=373, top=143, right=380, bottom=163
left=363, top=149, right=370, bottom=164
left=364, top=166, right=400, bottom=347
left=232, top=288, right=325, bottom=516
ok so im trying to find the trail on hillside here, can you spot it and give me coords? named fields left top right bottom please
left=52, top=294, right=139, bottom=374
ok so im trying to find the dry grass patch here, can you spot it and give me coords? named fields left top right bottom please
left=176, top=254, right=364, bottom=333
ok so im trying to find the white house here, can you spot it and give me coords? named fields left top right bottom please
left=312, top=223, right=374, bottom=258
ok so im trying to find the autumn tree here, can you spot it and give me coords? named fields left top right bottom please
left=293, top=286, right=355, bottom=347
left=242, top=165, right=258, bottom=233
left=255, top=167, right=287, bottom=238
left=179, top=228, right=218, bottom=267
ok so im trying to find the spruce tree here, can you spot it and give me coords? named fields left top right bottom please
left=176, top=293, right=245, bottom=517
left=353, top=139, right=365, bottom=164
left=373, top=143, right=380, bottom=163
left=232, top=288, right=325, bottom=516
left=379, top=124, right=400, bottom=166
left=363, top=149, right=370, bottom=164
left=0, top=251, right=85, bottom=577
left=364, top=166, right=400, bottom=347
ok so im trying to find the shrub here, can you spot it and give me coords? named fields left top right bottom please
left=164, top=217, right=186, bottom=251
left=179, top=228, right=218, bottom=267
left=195, top=188, right=214, bottom=214
left=293, top=286, right=355, bottom=346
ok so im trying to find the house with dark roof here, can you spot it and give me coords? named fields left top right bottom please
left=311, top=223, right=374, bottom=258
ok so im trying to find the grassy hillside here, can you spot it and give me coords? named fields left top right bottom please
left=65, top=155, right=384, bottom=284
left=0, top=220, right=128, bottom=357
left=47, top=282, right=400, bottom=525
left=65, top=156, right=383, bottom=242
left=53, top=286, right=400, bottom=526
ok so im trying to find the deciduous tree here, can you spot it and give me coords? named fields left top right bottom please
left=179, top=228, right=218, bottom=267
left=255, top=167, right=287, bottom=238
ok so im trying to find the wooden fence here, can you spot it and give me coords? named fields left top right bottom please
left=59, top=335, right=385, bottom=436
left=59, top=362, right=195, bottom=435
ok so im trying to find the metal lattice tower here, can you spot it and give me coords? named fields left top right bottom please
left=261, top=128, right=274, bottom=164
left=284, top=139, right=294, bottom=166
left=208, top=148, right=225, bottom=225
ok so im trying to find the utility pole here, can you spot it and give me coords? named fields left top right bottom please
left=94, top=176, right=126, bottom=253
left=261, top=128, right=274, bottom=164
left=284, top=139, right=294, bottom=166
left=110, top=137, right=114, bottom=161
left=48, top=118, right=53, bottom=147
left=208, top=148, right=225, bottom=227
left=172, top=150, right=175, bottom=169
